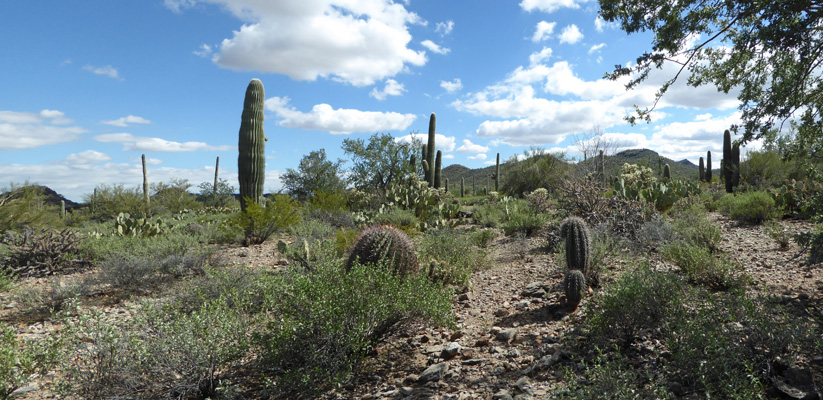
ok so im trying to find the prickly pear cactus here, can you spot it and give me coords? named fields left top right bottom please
left=560, top=216, right=590, bottom=273
left=564, top=269, right=586, bottom=307
left=346, top=225, right=418, bottom=275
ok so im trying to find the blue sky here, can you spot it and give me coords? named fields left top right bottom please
left=0, top=0, right=746, bottom=201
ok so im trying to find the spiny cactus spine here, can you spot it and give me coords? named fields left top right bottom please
left=426, top=113, right=436, bottom=187
left=238, top=78, right=266, bottom=212
left=560, top=216, right=590, bottom=273
left=564, top=269, right=586, bottom=307
left=346, top=225, right=419, bottom=275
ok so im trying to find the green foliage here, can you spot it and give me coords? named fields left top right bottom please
left=85, top=184, right=145, bottom=221
left=0, top=183, right=63, bottom=233
left=228, top=195, right=301, bottom=246
left=600, top=0, right=823, bottom=153
left=740, top=149, right=803, bottom=188
left=149, top=178, right=201, bottom=214
left=614, top=177, right=701, bottom=213
left=501, top=205, right=547, bottom=237
left=370, top=206, right=417, bottom=228
left=282, top=149, right=347, bottom=201
left=260, top=255, right=453, bottom=398
left=237, top=79, right=266, bottom=212
left=771, top=177, right=823, bottom=219
left=715, top=191, right=779, bottom=224
left=618, top=163, right=656, bottom=187
left=669, top=202, right=722, bottom=252
left=763, top=220, right=791, bottom=249
left=197, top=178, right=237, bottom=208
left=382, top=176, right=459, bottom=228
left=346, top=225, right=418, bottom=275
left=0, top=269, right=12, bottom=293
left=563, top=269, right=586, bottom=307
left=342, top=132, right=419, bottom=195
left=1, top=321, right=72, bottom=399
left=499, top=147, right=571, bottom=196
left=584, top=264, right=687, bottom=350
left=418, top=228, right=489, bottom=290
left=794, top=228, right=823, bottom=265
left=469, top=228, right=497, bottom=249
left=661, top=241, right=745, bottom=289
left=555, top=351, right=672, bottom=399
left=471, top=202, right=506, bottom=228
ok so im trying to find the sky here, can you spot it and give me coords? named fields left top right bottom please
left=0, top=0, right=749, bottom=202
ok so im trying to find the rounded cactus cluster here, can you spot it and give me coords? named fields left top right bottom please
left=564, top=269, right=586, bottom=307
left=346, top=225, right=418, bottom=275
left=560, top=216, right=591, bottom=273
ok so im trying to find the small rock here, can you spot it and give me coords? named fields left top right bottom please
left=492, top=389, right=513, bottom=400
left=458, top=292, right=472, bottom=302
left=450, top=331, right=464, bottom=341
left=514, top=376, right=533, bottom=395
left=400, top=387, right=414, bottom=396
left=507, top=349, right=521, bottom=358
left=442, top=342, right=462, bottom=358
left=10, top=384, right=39, bottom=396
left=462, top=358, right=489, bottom=366
left=497, top=328, right=517, bottom=343
left=475, top=338, right=490, bottom=347
left=521, top=282, right=547, bottom=298
left=494, top=309, right=509, bottom=317
left=418, top=362, right=448, bottom=383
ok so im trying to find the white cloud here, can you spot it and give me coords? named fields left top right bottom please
left=468, top=153, right=487, bottom=160
left=395, top=133, right=456, bottom=152
left=101, top=115, right=152, bottom=127
left=529, top=47, right=553, bottom=65
left=559, top=24, right=583, bottom=44
left=421, top=40, right=450, bottom=55
left=532, top=21, right=556, bottom=42
left=265, top=96, right=416, bottom=134
left=443, top=154, right=454, bottom=159
left=193, top=43, right=213, bottom=58
left=457, top=139, right=489, bottom=154
left=370, top=79, right=406, bottom=100
left=594, top=16, right=617, bottom=32
left=0, top=110, right=86, bottom=150
left=94, top=133, right=233, bottom=152
left=63, top=150, right=112, bottom=165
left=588, top=43, right=606, bottom=54
left=83, top=65, right=122, bottom=80
left=435, top=20, right=454, bottom=35
left=440, top=79, right=463, bottom=94
left=520, top=0, right=592, bottom=13
left=184, top=0, right=426, bottom=86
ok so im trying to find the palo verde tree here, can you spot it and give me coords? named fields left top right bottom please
left=281, top=149, right=347, bottom=201
left=342, top=132, right=419, bottom=195
left=599, top=0, right=823, bottom=154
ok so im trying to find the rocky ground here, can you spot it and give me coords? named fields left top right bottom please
left=3, top=213, right=822, bottom=399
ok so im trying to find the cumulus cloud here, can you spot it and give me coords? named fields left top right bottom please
left=94, top=133, right=233, bottom=152
left=468, top=153, right=487, bottom=160
left=594, top=16, right=617, bottom=32
left=529, top=47, right=553, bottom=65
left=179, top=0, right=426, bottom=86
left=83, top=65, right=122, bottom=80
left=436, top=20, right=454, bottom=35
left=532, top=21, right=556, bottom=42
left=101, top=115, right=152, bottom=127
left=193, top=43, right=213, bottom=58
left=457, top=139, right=489, bottom=154
left=421, top=40, right=450, bottom=55
left=370, top=79, right=406, bottom=100
left=520, top=0, right=592, bottom=13
left=559, top=24, right=583, bottom=44
left=63, top=150, right=112, bottom=165
left=395, top=133, right=456, bottom=152
left=440, top=79, right=463, bottom=94
left=0, top=110, right=86, bottom=150
left=588, top=43, right=606, bottom=54
left=265, top=96, right=416, bottom=134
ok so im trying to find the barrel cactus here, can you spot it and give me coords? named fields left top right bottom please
left=346, top=225, right=418, bottom=275
left=564, top=269, right=586, bottom=307
left=238, top=78, right=266, bottom=212
left=560, top=216, right=590, bottom=273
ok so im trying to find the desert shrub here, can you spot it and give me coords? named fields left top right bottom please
left=1, top=321, right=73, bottom=400
left=667, top=292, right=820, bottom=399
left=555, top=351, right=673, bottom=400
left=79, top=228, right=204, bottom=261
left=502, top=206, right=547, bottom=237
left=525, top=187, right=554, bottom=214
left=13, top=278, right=82, bottom=315
left=661, top=242, right=745, bottom=289
left=716, top=191, right=779, bottom=224
left=306, top=190, right=355, bottom=228
left=0, top=269, right=11, bottom=293
left=556, top=177, right=611, bottom=226
left=794, top=228, right=823, bottom=265
left=259, top=256, right=453, bottom=398
left=419, top=228, right=489, bottom=290
left=740, top=149, right=803, bottom=188
left=587, top=225, right=618, bottom=288
left=197, top=178, right=237, bottom=208
left=764, top=220, right=791, bottom=249
left=669, top=203, right=722, bottom=252
left=289, top=218, right=336, bottom=243
left=0, top=228, right=83, bottom=278
left=149, top=178, right=202, bottom=215
left=85, top=184, right=145, bottom=220
left=0, top=183, right=64, bottom=233
left=228, top=195, right=301, bottom=246
left=470, top=228, right=498, bottom=249
left=634, top=218, right=676, bottom=249
left=371, top=206, right=418, bottom=228
left=472, top=203, right=505, bottom=228
left=584, top=264, right=688, bottom=350
left=500, top=148, right=572, bottom=196
left=66, top=297, right=251, bottom=400
left=91, top=248, right=214, bottom=294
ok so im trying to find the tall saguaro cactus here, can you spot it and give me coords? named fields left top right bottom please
left=699, top=157, right=705, bottom=181
left=213, top=156, right=220, bottom=199
left=426, top=113, right=436, bottom=187
left=494, top=153, right=500, bottom=192
left=723, top=129, right=733, bottom=193
left=732, top=143, right=740, bottom=189
left=706, top=151, right=713, bottom=183
left=142, top=154, right=150, bottom=213
left=434, top=150, right=443, bottom=189
left=238, top=79, right=266, bottom=212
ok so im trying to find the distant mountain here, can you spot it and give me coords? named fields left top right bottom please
left=1, top=185, right=79, bottom=209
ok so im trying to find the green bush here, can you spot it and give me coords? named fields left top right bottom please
left=85, top=184, right=145, bottom=221
left=228, top=195, right=301, bottom=246
left=418, top=228, right=489, bottom=290
left=0, top=183, right=64, bottom=234
left=259, top=255, right=453, bottom=398
left=584, top=264, right=688, bottom=350
left=1, top=320, right=71, bottom=399
left=661, top=242, right=745, bottom=289
left=502, top=207, right=547, bottom=237
left=90, top=248, right=214, bottom=295
left=669, top=203, right=722, bottom=252
left=470, top=228, right=497, bottom=249
left=149, top=178, right=202, bottom=215
left=716, top=191, right=779, bottom=224
left=0, top=268, right=12, bottom=293
left=472, top=203, right=505, bottom=228
left=371, top=206, right=418, bottom=228
left=555, top=351, right=673, bottom=399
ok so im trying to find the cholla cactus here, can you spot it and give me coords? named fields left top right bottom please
left=564, top=269, right=586, bottom=307
left=346, top=225, right=418, bottom=275
left=620, top=163, right=656, bottom=187
left=560, top=216, right=590, bottom=273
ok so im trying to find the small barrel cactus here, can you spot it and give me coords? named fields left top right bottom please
left=346, top=225, right=418, bottom=275
left=564, top=269, right=586, bottom=307
left=560, top=216, right=590, bottom=273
